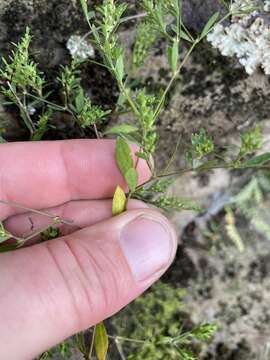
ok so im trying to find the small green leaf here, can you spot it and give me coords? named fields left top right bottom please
left=0, top=243, right=18, bottom=253
left=115, top=54, right=125, bottom=82
left=112, top=186, right=127, bottom=216
left=200, top=12, right=219, bottom=39
left=180, top=30, right=193, bottom=43
left=241, top=152, right=270, bottom=167
left=167, top=39, right=179, bottom=73
left=115, top=137, right=134, bottom=177
left=136, top=151, right=149, bottom=161
left=91, top=24, right=101, bottom=44
left=125, top=168, right=138, bottom=193
left=75, top=88, right=85, bottom=113
left=0, top=222, right=12, bottom=244
left=95, top=322, right=109, bottom=360
left=239, top=126, right=263, bottom=157
left=80, top=0, right=89, bottom=21
left=105, top=124, right=138, bottom=136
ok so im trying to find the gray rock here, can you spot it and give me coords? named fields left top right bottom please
left=182, top=0, right=224, bottom=31
left=0, top=0, right=224, bottom=68
left=0, top=0, right=89, bottom=68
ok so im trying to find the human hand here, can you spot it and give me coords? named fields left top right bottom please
left=0, top=139, right=177, bottom=360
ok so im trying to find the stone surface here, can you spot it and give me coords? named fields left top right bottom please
left=0, top=0, right=87, bottom=68
left=0, top=0, right=224, bottom=68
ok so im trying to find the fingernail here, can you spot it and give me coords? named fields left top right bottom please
left=119, top=215, right=175, bottom=282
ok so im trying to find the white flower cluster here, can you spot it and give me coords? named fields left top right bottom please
left=67, top=35, right=95, bottom=60
left=207, top=0, right=270, bottom=75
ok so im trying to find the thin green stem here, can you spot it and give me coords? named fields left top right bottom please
left=114, top=339, right=126, bottom=360
left=89, top=326, right=96, bottom=359
left=161, top=135, right=182, bottom=176
left=153, top=41, right=198, bottom=120
left=181, top=21, right=195, bottom=42
left=7, top=82, right=35, bottom=134
left=117, top=79, right=140, bottom=118
left=16, top=220, right=60, bottom=247
left=108, top=335, right=146, bottom=345
left=26, top=92, right=68, bottom=112
left=80, top=12, right=147, bottom=44
left=0, top=199, right=73, bottom=225
left=136, top=163, right=270, bottom=191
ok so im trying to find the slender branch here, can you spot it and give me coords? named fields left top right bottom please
left=153, top=41, right=198, bottom=120
left=7, top=82, right=35, bottom=134
left=26, top=92, right=69, bottom=112
left=161, top=135, right=182, bottom=176
left=114, top=339, right=126, bottom=360
left=80, top=12, right=148, bottom=44
left=93, top=124, right=102, bottom=139
left=16, top=220, right=61, bottom=247
left=0, top=199, right=73, bottom=225
left=117, top=80, right=140, bottom=117
left=108, top=335, right=146, bottom=345
left=136, top=163, right=270, bottom=191
left=89, top=326, right=96, bottom=359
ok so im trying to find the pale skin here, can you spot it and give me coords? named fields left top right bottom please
left=0, top=139, right=177, bottom=360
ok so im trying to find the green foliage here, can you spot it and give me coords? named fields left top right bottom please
left=132, top=22, right=158, bottom=69
left=230, top=173, right=270, bottom=241
left=92, top=0, right=127, bottom=71
left=40, top=226, right=60, bottom=242
left=0, top=28, right=45, bottom=135
left=167, top=39, right=179, bottom=74
left=0, top=222, right=12, bottom=243
left=112, top=185, right=127, bottom=216
left=200, top=12, right=220, bottom=40
left=151, top=196, right=202, bottom=212
left=112, top=282, right=216, bottom=359
left=76, top=97, right=110, bottom=129
left=31, top=111, right=51, bottom=141
left=190, top=129, right=215, bottom=161
left=147, top=179, right=175, bottom=193
left=239, top=126, right=263, bottom=158
left=242, top=152, right=270, bottom=167
left=105, top=124, right=139, bottom=136
left=136, top=89, right=159, bottom=157
left=58, top=60, right=82, bottom=107
left=0, top=27, right=44, bottom=95
left=115, top=137, right=138, bottom=193
left=37, top=341, right=72, bottom=360
left=135, top=177, right=202, bottom=212
left=0, top=29, right=111, bottom=139
left=95, top=322, right=109, bottom=360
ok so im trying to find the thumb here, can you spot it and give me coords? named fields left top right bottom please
left=0, top=208, right=177, bottom=360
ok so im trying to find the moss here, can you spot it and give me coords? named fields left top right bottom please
left=111, top=282, right=211, bottom=360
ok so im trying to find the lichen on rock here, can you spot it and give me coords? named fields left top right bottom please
left=207, top=0, right=270, bottom=75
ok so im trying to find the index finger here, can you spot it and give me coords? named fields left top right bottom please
left=0, top=139, right=151, bottom=220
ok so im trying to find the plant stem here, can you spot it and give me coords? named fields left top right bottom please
left=80, top=12, right=148, bottom=43
left=161, top=135, right=182, bottom=176
left=114, top=339, right=126, bottom=360
left=108, top=335, right=146, bottom=344
left=16, top=220, right=60, bottom=247
left=136, top=163, right=270, bottom=191
left=0, top=199, right=73, bottom=225
left=7, top=82, right=35, bottom=134
left=26, top=92, right=69, bottom=112
left=153, top=41, right=198, bottom=120
left=89, top=326, right=96, bottom=359
left=93, top=124, right=102, bottom=139
left=117, top=79, right=140, bottom=117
